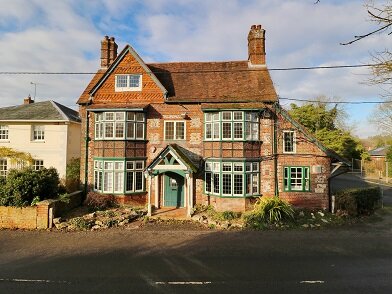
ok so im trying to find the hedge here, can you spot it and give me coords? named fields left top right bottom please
left=335, top=186, right=381, bottom=216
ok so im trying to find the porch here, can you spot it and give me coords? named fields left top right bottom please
left=145, top=144, right=200, bottom=218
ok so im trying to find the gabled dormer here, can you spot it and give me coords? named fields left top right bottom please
left=86, top=37, right=168, bottom=105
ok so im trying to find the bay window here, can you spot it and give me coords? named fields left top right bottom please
left=204, top=111, right=259, bottom=141
left=205, top=160, right=260, bottom=197
left=95, top=111, right=145, bottom=140
left=94, top=159, right=145, bottom=194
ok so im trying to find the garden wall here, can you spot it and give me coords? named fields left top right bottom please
left=0, top=191, right=83, bottom=229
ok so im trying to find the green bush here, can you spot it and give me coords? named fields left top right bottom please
left=65, top=158, right=80, bottom=192
left=244, top=197, right=294, bottom=228
left=335, top=187, right=381, bottom=216
left=0, top=167, right=60, bottom=207
left=221, top=210, right=241, bottom=221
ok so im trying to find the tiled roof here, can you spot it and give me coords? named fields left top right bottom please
left=148, top=61, right=277, bottom=103
left=77, top=57, right=278, bottom=104
left=0, top=101, right=80, bottom=122
left=369, top=146, right=389, bottom=157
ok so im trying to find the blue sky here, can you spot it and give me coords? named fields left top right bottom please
left=0, top=0, right=390, bottom=138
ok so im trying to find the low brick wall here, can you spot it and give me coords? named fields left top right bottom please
left=0, top=191, right=83, bottom=229
left=0, top=206, right=38, bottom=229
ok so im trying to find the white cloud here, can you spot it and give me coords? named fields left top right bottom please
left=0, top=0, right=388, bottom=138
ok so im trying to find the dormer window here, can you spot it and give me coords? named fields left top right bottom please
left=115, top=74, right=142, bottom=92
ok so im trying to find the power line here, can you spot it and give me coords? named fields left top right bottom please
left=279, top=97, right=392, bottom=104
left=0, top=63, right=382, bottom=75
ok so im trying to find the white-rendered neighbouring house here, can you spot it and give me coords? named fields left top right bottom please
left=0, top=97, right=81, bottom=179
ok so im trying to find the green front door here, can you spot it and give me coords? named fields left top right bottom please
left=164, top=172, right=184, bottom=207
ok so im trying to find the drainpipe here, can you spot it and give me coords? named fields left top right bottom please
left=273, top=103, right=279, bottom=197
left=83, top=110, right=90, bottom=196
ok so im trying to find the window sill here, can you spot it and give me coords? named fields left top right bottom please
left=204, top=139, right=262, bottom=142
left=94, top=138, right=147, bottom=141
left=204, top=193, right=261, bottom=198
left=0, top=140, right=10, bottom=143
left=93, top=190, right=146, bottom=195
left=115, top=88, right=142, bottom=92
left=31, top=140, right=46, bottom=143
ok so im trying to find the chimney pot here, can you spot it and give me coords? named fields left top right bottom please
left=23, top=95, right=34, bottom=105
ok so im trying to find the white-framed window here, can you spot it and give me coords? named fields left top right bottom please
left=33, top=160, right=44, bottom=171
left=283, top=130, right=296, bottom=153
left=164, top=121, right=185, bottom=140
left=0, top=159, right=7, bottom=178
left=115, top=74, right=142, bottom=91
left=32, top=125, right=45, bottom=141
left=245, top=112, right=259, bottom=141
left=205, top=161, right=259, bottom=197
left=284, top=166, right=310, bottom=192
left=204, top=111, right=259, bottom=141
left=94, top=159, right=145, bottom=194
left=0, top=125, right=9, bottom=140
left=245, top=162, right=259, bottom=195
left=94, top=111, right=145, bottom=140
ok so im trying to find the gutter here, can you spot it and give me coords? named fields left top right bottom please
left=273, top=102, right=279, bottom=197
left=84, top=111, right=90, bottom=196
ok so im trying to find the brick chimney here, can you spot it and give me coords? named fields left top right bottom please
left=101, top=36, right=118, bottom=69
left=23, top=95, right=34, bottom=105
left=248, top=25, right=266, bottom=66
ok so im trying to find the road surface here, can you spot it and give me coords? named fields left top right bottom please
left=0, top=217, right=391, bottom=293
left=331, top=173, right=392, bottom=205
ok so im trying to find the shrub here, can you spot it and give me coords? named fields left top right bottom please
left=84, top=192, right=116, bottom=211
left=221, top=210, right=241, bottom=221
left=335, top=187, right=381, bottom=216
left=68, top=217, right=92, bottom=230
left=0, top=167, right=60, bottom=207
left=65, top=158, right=80, bottom=192
left=244, top=197, right=294, bottom=228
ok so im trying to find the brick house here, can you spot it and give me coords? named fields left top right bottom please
left=77, top=25, right=348, bottom=217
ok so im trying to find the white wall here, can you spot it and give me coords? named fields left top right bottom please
left=0, top=122, right=80, bottom=178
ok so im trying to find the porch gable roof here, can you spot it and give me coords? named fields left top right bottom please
left=146, top=144, right=199, bottom=174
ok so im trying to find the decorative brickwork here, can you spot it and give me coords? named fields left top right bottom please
left=77, top=26, right=343, bottom=213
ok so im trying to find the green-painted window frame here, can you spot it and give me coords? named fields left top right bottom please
left=204, top=159, right=261, bottom=198
left=203, top=111, right=259, bottom=142
left=283, top=166, right=310, bottom=192
left=93, top=157, right=146, bottom=194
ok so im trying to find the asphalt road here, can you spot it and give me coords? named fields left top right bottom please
left=331, top=173, right=392, bottom=205
left=0, top=219, right=391, bottom=294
